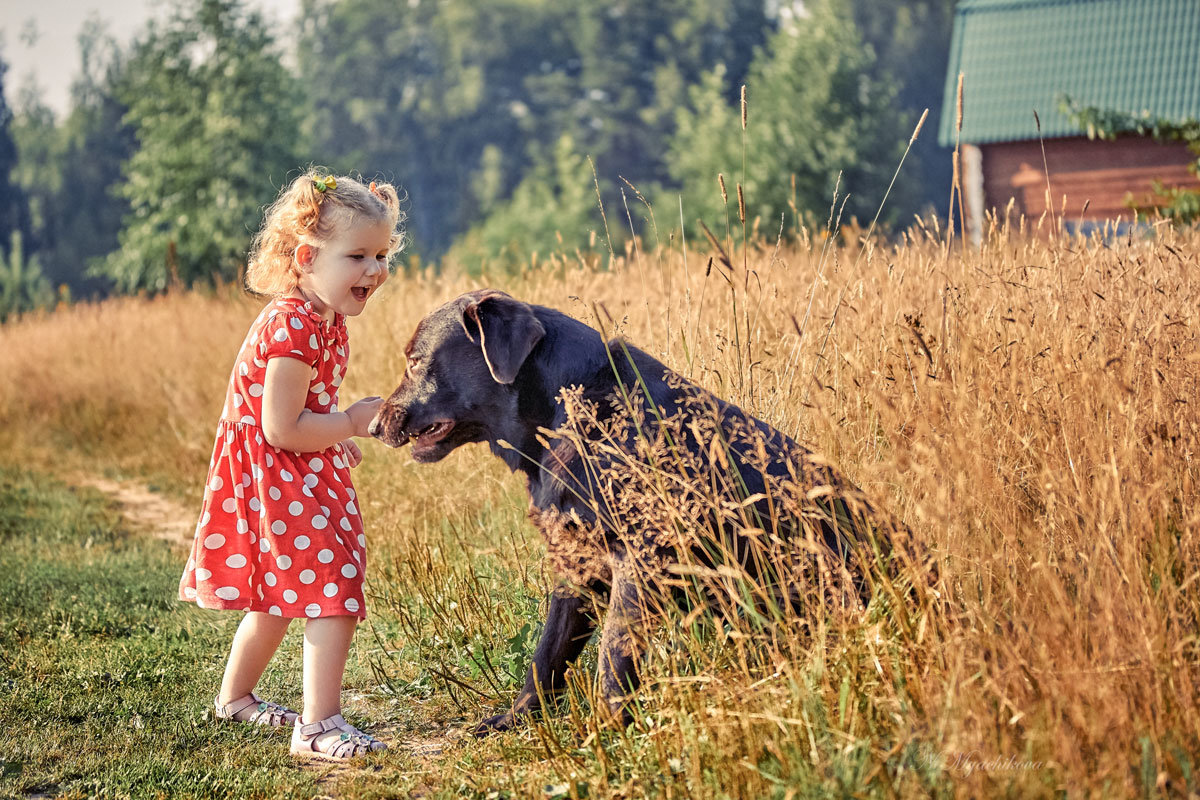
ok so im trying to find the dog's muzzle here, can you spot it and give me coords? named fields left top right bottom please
left=369, top=405, right=409, bottom=447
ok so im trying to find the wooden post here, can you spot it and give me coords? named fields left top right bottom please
left=962, top=144, right=984, bottom=246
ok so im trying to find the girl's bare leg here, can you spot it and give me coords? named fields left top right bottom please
left=218, top=611, right=293, bottom=704
left=301, top=615, right=358, bottom=721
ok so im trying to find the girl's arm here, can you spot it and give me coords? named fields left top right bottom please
left=261, top=357, right=381, bottom=453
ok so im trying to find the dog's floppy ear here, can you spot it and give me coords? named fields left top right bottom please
left=462, top=292, right=546, bottom=384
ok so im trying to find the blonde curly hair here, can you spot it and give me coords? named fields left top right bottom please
left=246, top=169, right=406, bottom=296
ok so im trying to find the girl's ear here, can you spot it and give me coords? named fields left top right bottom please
left=295, top=243, right=316, bottom=271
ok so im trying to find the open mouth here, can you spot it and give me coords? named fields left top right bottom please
left=410, top=420, right=455, bottom=454
left=351, top=286, right=372, bottom=302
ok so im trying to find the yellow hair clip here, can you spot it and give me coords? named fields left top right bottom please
left=313, top=175, right=338, bottom=193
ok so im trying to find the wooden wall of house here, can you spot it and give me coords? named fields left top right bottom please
left=977, top=136, right=1198, bottom=226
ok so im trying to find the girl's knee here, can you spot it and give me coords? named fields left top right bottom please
left=303, top=614, right=359, bottom=641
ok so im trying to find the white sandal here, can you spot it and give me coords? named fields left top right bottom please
left=290, top=713, right=387, bottom=761
left=214, top=692, right=299, bottom=727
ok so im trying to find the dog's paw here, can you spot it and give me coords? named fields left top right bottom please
left=471, top=711, right=522, bottom=737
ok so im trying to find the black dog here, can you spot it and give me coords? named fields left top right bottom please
left=370, top=289, right=908, bottom=733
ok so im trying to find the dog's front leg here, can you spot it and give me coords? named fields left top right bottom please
left=596, top=567, right=649, bottom=726
left=473, top=585, right=597, bottom=736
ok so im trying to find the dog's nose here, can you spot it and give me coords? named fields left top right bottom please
left=368, top=407, right=408, bottom=442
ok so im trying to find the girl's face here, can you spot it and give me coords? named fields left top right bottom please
left=295, top=217, right=392, bottom=320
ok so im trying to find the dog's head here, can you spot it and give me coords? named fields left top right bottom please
left=369, top=289, right=546, bottom=462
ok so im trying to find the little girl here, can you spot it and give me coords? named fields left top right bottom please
left=179, top=171, right=402, bottom=761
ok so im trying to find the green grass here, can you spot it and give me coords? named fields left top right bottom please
left=0, top=463, right=617, bottom=800
left=0, top=466, right=433, bottom=800
left=0, top=462, right=998, bottom=799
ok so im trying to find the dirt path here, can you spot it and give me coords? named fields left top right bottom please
left=75, top=472, right=459, bottom=797
left=74, top=474, right=195, bottom=547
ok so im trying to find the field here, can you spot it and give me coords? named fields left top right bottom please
left=1, top=215, right=1197, bottom=799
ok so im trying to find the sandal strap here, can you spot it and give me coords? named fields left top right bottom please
left=216, top=692, right=298, bottom=726
left=329, top=730, right=381, bottom=758
left=297, top=714, right=382, bottom=757
left=215, top=691, right=261, bottom=719
left=248, top=699, right=295, bottom=726
left=298, top=713, right=349, bottom=738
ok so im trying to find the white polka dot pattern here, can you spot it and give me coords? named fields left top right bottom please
left=178, top=297, right=367, bottom=620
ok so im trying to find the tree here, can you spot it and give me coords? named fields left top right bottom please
left=300, top=0, right=577, bottom=255
left=537, top=0, right=769, bottom=203
left=299, top=0, right=770, bottom=260
left=100, top=0, right=305, bottom=291
left=447, top=134, right=597, bottom=269
left=8, top=19, right=133, bottom=297
left=9, top=85, right=59, bottom=277
left=516, top=0, right=771, bottom=256
left=0, top=52, right=25, bottom=265
left=668, top=0, right=910, bottom=237
left=450, top=0, right=772, bottom=265
left=848, top=0, right=956, bottom=219
left=0, top=230, right=53, bottom=319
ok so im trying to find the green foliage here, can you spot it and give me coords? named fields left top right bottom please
left=300, top=0, right=570, bottom=255
left=669, top=0, right=909, bottom=236
left=1061, top=97, right=1200, bottom=224
left=47, top=21, right=135, bottom=296
left=7, top=0, right=959, bottom=292
left=0, top=230, right=54, bottom=319
left=447, top=134, right=601, bottom=269
left=99, top=0, right=305, bottom=292
left=300, top=0, right=769, bottom=260
left=848, top=0, right=956, bottom=217
left=9, top=19, right=132, bottom=297
left=0, top=466, right=329, bottom=798
left=538, top=0, right=769, bottom=215
left=0, top=55, right=24, bottom=261
left=8, top=90, right=57, bottom=261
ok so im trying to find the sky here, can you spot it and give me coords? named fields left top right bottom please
left=1, top=0, right=301, bottom=118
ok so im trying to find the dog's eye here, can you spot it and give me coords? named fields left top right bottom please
left=406, top=356, right=420, bottom=373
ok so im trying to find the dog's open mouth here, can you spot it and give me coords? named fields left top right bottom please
left=410, top=420, right=455, bottom=455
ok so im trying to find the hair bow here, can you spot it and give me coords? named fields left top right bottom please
left=313, top=175, right=338, bottom=193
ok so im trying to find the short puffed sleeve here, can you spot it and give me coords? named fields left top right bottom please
left=258, top=311, right=321, bottom=367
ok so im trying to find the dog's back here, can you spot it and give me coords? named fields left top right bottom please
left=517, top=310, right=895, bottom=609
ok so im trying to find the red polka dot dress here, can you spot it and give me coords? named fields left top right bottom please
left=179, top=297, right=367, bottom=620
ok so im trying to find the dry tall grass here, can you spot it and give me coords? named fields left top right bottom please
left=2, top=217, right=1197, bottom=796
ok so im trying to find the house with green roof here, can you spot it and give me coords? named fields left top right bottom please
left=940, top=0, right=1200, bottom=236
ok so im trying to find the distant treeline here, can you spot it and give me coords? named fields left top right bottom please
left=0, top=0, right=954, bottom=313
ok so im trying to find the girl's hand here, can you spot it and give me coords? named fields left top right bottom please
left=345, top=396, right=384, bottom=437
left=263, top=358, right=382, bottom=451
left=341, top=439, right=363, bottom=468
